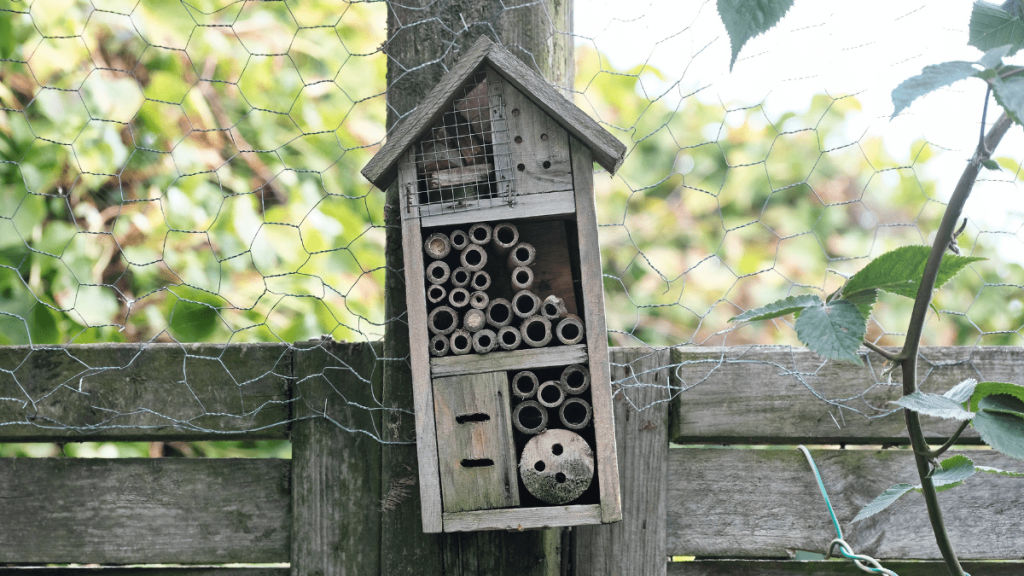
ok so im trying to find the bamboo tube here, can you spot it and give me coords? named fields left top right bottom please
left=468, top=222, right=493, bottom=245
left=541, top=295, right=568, bottom=320
left=469, top=291, right=489, bottom=310
left=512, top=400, right=548, bottom=435
left=511, top=266, right=534, bottom=291
left=449, top=229, right=470, bottom=251
left=463, top=308, right=487, bottom=332
left=448, top=287, right=470, bottom=308
left=423, top=232, right=451, bottom=259
left=425, top=260, right=450, bottom=285
left=559, top=398, right=592, bottom=430
left=426, top=284, right=447, bottom=305
left=429, top=334, right=450, bottom=357
left=497, top=325, right=521, bottom=350
left=472, top=328, right=497, bottom=354
left=471, top=270, right=492, bottom=292
left=512, top=290, right=541, bottom=319
left=449, top=329, right=473, bottom=355
left=520, top=315, right=552, bottom=348
left=511, top=371, right=539, bottom=399
left=555, top=314, right=585, bottom=345
left=507, top=242, right=536, bottom=269
left=560, top=364, right=591, bottom=395
left=460, top=244, right=487, bottom=272
left=427, top=306, right=458, bottom=336
left=491, top=222, right=519, bottom=253
left=519, top=429, right=594, bottom=504
left=537, top=380, right=566, bottom=408
left=486, top=298, right=513, bottom=328
left=450, top=266, right=471, bottom=288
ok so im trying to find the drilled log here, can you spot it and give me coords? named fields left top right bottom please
left=450, top=266, right=471, bottom=288
left=555, top=314, right=585, bottom=346
left=511, top=266, right=534, bottom=291
left=537, top=380, right=566, bottom=408
left=427, top=306, right=458, bottom=336
left=559, top=397, right=592, bottom=430
left=511, top=371, right=539, bottom=399
left=519, top=429, right=594, bottom=505
left=463, top=308, right=487, bottom=333
left=521, top=315, right=552, bottom=348
left=560, top=364, right=591, bottom=395
left=429, top=335, right=450, bottom=357
left=497, top=325, right=522, bottom=351
left=448, top=287, right=470, bottom=309
left=468, top=222, right=493, bottom=245
left=469, top=291, right=489, bottom=310
left=471, top=270, right=492, bottom=292
left=423, top=232, right=451, bottom=259
left=541, top=295, right=568, bottom=320
left=507, top=242, right=536, bottom=269
left=449, top=329, right=473, bottom=356
left=426, top=284, right=447, bottom=305
left=491, top=222, right=519, bottom=253
left=486, top=298, right=513, bottom=328
left=472, top=329, right=498, bottom=354
left=512, top=290, right=541, bottom=319
left=425, top=260, right=450, bottom=285
left=460, top=244, right=487, bottom=272
left=429, top=164, right=491, bottom=189
left=512, top=400, right=548, bottom=435
left=449, top=229, right=470, bottom=251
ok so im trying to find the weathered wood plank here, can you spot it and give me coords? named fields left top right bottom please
left=571, top=137, right=621, bottom=523
left=669, top=346, right=1024, bottom=444
left=667, top=447, right=1024, bottom=559
left=430, top=343, right=588, bottom=377
left=0, top=343, right=291, bottom=441
left=418, top=190, right=575, bottom=227
left=290, top=340, right=382, bottom=576
left=0, top=570, right=288, bottom=576
left=573, top=347, right=670, bottom=576
left=505, top=82, right=573, bottom=196
left=443, top=504, right=601, bottom=532
left=667, top=560, right=1024, bottom=575
left=0, top=458, right=289, bottom=564
left=518, top=221, right=578, bottom=316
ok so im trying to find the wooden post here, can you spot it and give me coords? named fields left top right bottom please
left=382, top=0, right=573, bottom=574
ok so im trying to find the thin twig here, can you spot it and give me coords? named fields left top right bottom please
left=863, top=340, right=899, bottom=362
left=920, top=420, right=972, bottom=460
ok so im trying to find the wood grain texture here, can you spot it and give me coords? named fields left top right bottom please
left=0, top=570, right=289, bottom=576
left=290, top=341, right=382, bottom=576
left=667, top=560, right=1024, bottom=575
left=0, top=343, right=291, bottom=441
left=573, top=347, right=670, bottom=576
left=487, top=67, right=515, bottom=205
left=0, top=458, right=290, bottom=564
left=669, top=346, right=1024, bottom=444
left=505, top=82, right=573, bottom=195
left=667, top=447, right=1024, bottom=559
left=430, top=343, right=588, bottom=377
left=518, top=220, right=578, bottom=316
left=418, top=190, right=575, bottom=227
left=571, top=137, right=621, bottom=523
left=443, top=504, right=602, bottom=531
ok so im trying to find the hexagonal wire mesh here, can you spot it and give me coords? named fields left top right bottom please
left=0, top=1, right=1022, bottom=447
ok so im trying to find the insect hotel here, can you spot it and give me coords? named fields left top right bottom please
left=362, top=36, right=626, bottom=533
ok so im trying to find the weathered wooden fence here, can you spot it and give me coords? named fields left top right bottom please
left=1, top=343, right=1022, bottom=574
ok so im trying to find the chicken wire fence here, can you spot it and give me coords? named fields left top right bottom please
left=0, top=0, right=1023, bottom=449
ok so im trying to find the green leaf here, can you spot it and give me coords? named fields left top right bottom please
left=969, top=381, right=1024, bottom=412
left=794, top=299, right=866, bottom=365
left=891, top=61, right=980, bottom=118
left=978, top=44, right=1015, bottom=69
left=717, top=0, right=796, bottom=71
left=970, top=1, right=1024, bottom=57
left=978, top=394, right=1024, bottom=418
left=730, top=294, right=820, bottom=323
left=976, top=465, right=1024, bottom=476
left=945, top=378, right=979, bottom=404
left=891, top=391, right=975, bottom=420
left=169, top=298, right=219, bottom=342
left=928, top=455, right=977, bottom=492
left=974, top=394, right=1024, bottom=460
left=27, top=304, right=60, bottom=345
left=843, top=289, right=878, bottom=321
left=0, top=16, right=13, bottom=60
left=842, top=246, right=984, bottom=300
left=991, top=74, right=1024, bottom=125
left=982, top=158, right=1004, bottom=170
left=852, top=483, right=914, bottom=522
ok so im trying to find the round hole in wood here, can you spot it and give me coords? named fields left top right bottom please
left=562, top=401, right=588, bottom=425
left=514, top=135, right=523, bottom=144
left=540, top=385, right=562, bottom=405
left=496, top=227, right=516, bottom=244
left=434, top=339, right=446, bottom=352
left=434, top=310, right=455, bottom=331
left=534, top=461, right=545, bottom=472
left=453, top=269, right=469, bottom=284
left=452, top=291, right=466, bottom=304
left=517, top=163, right=525, bottom=171
left=542, top=160, right=551, bottom=169
left=516, top=270, right=530, bottom=284
left=431, top=267, right=445, bottom=279
left=561, top=323, right=580, bottom=340
left=473, top=275, right=487, bottom=289
left=540, top=133, right=548, bottom=141
left=512, top=108, right=520, bottom=116
left=515, top=246, right=530, bottom=261
left=478, top=333, right=492, bottom=347
left=515, top=296, right=534, bottom=315
left=519, top=404, right=544, bottom=429
left=472, top=227, right=488, bottom=241
left=453, top=334, right=469, bottom=348
left=551, top=443, right=563, bottom=456
left=567, top=370, right=585, bottom=389
left=503, top=331, right=518, bottom=345
left=465, top=250, right=482, bottom=266
left=544, top=303, right=558, bottom=316
left=490, top=303, right=510, bottom=323
left=525, top=320, right=546, bottom=341
left=555, top=472, right=566, bottom=484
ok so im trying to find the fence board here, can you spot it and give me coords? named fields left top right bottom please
left=573, top=347, right=670, bottom=576
left=0, top=343, right=292, bottom=441
left=0, top=458, right=290, bottom=564
left=670, top=346, right=1024, bottom=444
left=667, top=447, right=1024, bottom=560
left=667, top=560, right=1024, bottom=575
left=0, top=571, right=288, bottom=576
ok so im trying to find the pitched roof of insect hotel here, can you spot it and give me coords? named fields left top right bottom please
left=361, top=35, right=627, bottom=191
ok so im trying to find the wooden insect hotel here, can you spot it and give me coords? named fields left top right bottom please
left=362, top=36, right=627, bottom=533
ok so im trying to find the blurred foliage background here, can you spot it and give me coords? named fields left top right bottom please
left=2, top=1, right=1024, bottom=457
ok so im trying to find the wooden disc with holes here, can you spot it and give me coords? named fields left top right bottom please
left=519, top=429, right=594, bottom=505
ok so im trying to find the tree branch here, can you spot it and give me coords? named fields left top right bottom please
left=919, top=419, right=972, bottom=460
left=863, top=340, right=899, bottom=361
